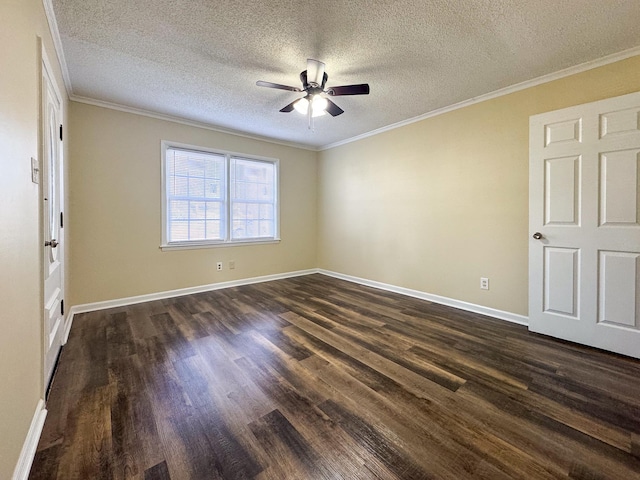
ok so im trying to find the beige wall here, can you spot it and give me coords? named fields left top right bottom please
left=68, top=103, right=317, bottom=305
left=318, top=55, right=640, bottom=316
left=0, top=0, right=69, bottom=478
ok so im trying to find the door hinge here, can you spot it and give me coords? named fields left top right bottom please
left=60, top=211, right=64, bottom=228
left=59, top=124, right=63, bottom=141
left=61, top=299, right=64, bottom=316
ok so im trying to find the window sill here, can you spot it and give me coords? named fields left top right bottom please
left=160, top=238, right=281, bottom=251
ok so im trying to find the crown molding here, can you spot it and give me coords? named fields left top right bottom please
left=42, top=0, right=73, bottom=96
left=69, top=94, right=319, bottom=151
left=319, top=45, right=640, bottom=151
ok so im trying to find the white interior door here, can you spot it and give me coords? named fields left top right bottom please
left=529, top=91, right=640, bottom=359
left=42, top=50, right=65, bottom=389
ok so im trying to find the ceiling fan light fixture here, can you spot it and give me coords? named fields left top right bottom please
left=293, top=95, right=327, bottom=117
left=256, top=59, right=369, bottom=120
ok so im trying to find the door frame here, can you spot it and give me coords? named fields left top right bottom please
left=39, top=40, right=66, bottom=395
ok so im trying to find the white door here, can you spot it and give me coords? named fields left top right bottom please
left=529, top=91, right=640, bottom=359
left=42, top=50, right=65, bottom=389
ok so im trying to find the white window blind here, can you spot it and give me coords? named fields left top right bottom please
left=162, top=143, right=279, bottom=248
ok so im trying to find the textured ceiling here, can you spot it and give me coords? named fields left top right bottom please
left=52, top=0, right=640, bottom=149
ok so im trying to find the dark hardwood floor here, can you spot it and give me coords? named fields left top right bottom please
left=29, top=274, right=640, bottom=479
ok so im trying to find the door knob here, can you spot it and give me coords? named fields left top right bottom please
left=45, top=239, right=59, bottom=248
left=532, top=232, right=543, bottom=240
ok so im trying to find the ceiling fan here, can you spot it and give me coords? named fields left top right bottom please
left=256, top=59, right=370, bottom=127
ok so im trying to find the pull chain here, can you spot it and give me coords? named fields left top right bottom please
left=308, top=103, right=314, bottom=131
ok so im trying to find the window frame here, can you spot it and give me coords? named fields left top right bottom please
left=160, top=141, right=280, bottom=250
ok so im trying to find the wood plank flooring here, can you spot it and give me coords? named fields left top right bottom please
left=29, top=274, right=640, bottom=479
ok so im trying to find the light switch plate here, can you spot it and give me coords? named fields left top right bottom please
left=31, top=157, right=39, bottom=184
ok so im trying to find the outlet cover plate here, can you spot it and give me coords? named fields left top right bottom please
left=31, top=157, right=39, bottom=184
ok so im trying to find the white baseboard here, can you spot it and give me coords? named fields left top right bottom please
left=12, top=399, right=47, bottom=480
left=66, top=268, right=527, bottom=338
left=62, top=310, right=74, bottom=344
left=317, top=269, right=529, bottom=326
left=68, top=269, right=319, bottom=319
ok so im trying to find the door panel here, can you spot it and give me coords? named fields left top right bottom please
left=41, top=47, right=64, bottom=389
left=599, top=107, right=640, bottom=138
left=598, top=251, right=639, bottom=328
left=543, top=247, right=579, bottom=317
left=544, top=118, right=582, bottom=146
left=530, top=91, right=640, bottom=359
left=544, top=156, right=581, bottom=225
left=599, top=150, right=639, bottom=226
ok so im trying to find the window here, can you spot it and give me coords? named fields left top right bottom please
left=161, top=142, right=279, bottom=249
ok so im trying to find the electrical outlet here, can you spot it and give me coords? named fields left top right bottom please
left=229, top=260, right=235, bottom=270
left=480, top=277, right=489, bottom=290
left=216, top=262, right=223, bottom=271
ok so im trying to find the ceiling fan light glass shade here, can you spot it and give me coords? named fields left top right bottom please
left=293, top=97, right=309, bottom=114
left=312, top=95, right=328, bottom=114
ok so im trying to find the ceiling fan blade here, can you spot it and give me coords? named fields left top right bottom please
left=279, top=100, right=297, bottom=113
left=256, top=81, right=302, bottom=92
left=326, top=84, right=370, bottom=96
left=306, top=59, right=325, bottom=86
left=321, top=72, right=328, bottom=89
left=324, top=99, right=344, bottom=117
